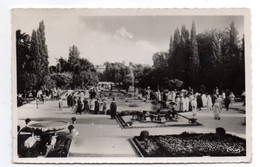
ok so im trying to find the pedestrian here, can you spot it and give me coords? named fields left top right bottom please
left=213, top=95, right=222, bottom=120
left=224, top=97, right=231, bottom=111
left=73, top=96, right=77, bottom=109
left=110, top=98, right=117, bottom=119
left=83, top=98, right=89, bottom=114
left=202, top=93, right=207, bottom=107
left=36, top=97, right=39, bottom=109
left=67, top=94, right=71, bottom=108
left=94, top=99, right=99, bottom=114
left=197, top=93, right=203, bottom=110
left=222, top=92, right=226, bottom=100
left=175, top=95, right=181, bottom=111
left=191, top=98, right=197, bottom=117
left=207, top=94, right=213, bottom=110
left=171, top=90, right=176, bottom=102
left=58, top=97, right=63, bottom=111
left=183, top=95, right=190, bottom=112
left=76, top=97, right=82, bottom=114
left=229, top=92, right=235, bottom=105
left=215, top=87, right=219, bottom=95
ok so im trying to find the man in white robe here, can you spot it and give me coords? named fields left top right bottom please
left=183, top=96, right=190, bottom=112
left=175, top=95, right=181, bottom=111
left=202, top=94, right=207, bottom=107
left=207, top=94, right=213, bottom=110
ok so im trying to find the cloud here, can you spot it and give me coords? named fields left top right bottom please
left=114, top=27, right=134, bottom=39
left=135, top=41, right=158, bottom=52
left=82, top=28, right=160, bottom=65
left=26, top=18, right=160, bottom=66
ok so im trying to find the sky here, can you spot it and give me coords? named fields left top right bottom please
left=13, top=10, right=244, bottom=66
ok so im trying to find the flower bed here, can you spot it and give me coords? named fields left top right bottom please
left=132, top=132, right=246, bottom=157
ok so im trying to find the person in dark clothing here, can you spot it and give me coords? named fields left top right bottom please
left=110, top=98, right=117, bottom=119
left=212, top=94, right=217, bottom=106
left=224, top=97, right=231, bottom=111
left=67, top=94, right=71, bottom=108
left=76, top=97, right=82, bottom=114
left=72, top=96, right=77, bottom=108
left=70, top=95, right=74, bottom=108
left=197, top=94, right=203, bottom=110
left=83, top=98, right=89, bottom=114
left=94, top=99, right=99, bottom=114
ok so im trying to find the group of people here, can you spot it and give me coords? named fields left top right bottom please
left=64, top=92, right=117, bottom=119
left=56, top=85, right=238, bottom=121
left=151, top=87, right=236, bottom=120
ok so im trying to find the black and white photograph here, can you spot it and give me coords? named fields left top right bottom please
left=12, top=9, right=251, bottom=163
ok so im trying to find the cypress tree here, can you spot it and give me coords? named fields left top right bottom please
left=189, top=21, right=200, bottom=88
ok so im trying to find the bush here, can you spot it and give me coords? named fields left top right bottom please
left=216, top=127, right=226, bottom=136
left=140, top=130, right=149, bottom=141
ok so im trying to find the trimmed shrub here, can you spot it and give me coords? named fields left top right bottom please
left=140, top=130, right=149, bottom=141
left=216, top=127, right=226, bottom=136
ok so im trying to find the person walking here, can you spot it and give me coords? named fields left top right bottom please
left=76, top=97, right=82, bottom=114
left=224, top=96, right=231, bottom=111
left=175, top=95, right=181, bottom=112
left=191, top=98, right=197, bottom=117
left=183, top=95, right=190, bottom=112
left=229, top=92, right=235, bottom=105
left=110, top=98, right=117, bottom=119
left=67, top=94, right=71, bottom=108
left=58, top=97, right=63, bottom=111
left=197, top=93, right=203, bottom=111
left=180, top=95, right=184, bottom=112
left=36, top=97, right=39, bottom=109
left=83, top=98, right=89, bottom=114
left=207, top=94, right=213, bottom=110
left=213, top=95, right=222, bottom=120
left=94, top=99, right=99, bottom=114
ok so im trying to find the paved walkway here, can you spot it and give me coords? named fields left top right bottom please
left=16, top=99, right=246, bottom=157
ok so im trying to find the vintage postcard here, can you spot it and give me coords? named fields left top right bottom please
left=12, top=8, right=251, bottom=163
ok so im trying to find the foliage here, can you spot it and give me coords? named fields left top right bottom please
left=167, top=21, right=244, bottom=93
left=16, top=20, right=49, bottom=93
left=72, top=71, right=99, bottom=89
left=50, top=72, right=73, bottom=88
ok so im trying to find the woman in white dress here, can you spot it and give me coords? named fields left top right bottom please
left=180, top=96, right=184, bottom=112
left=175, top=95, right=181, bottom=111
left=207, top=94, right=213, bottom=110
left=191, top=98, right=197, bottom=116
left=222, top=92, right=226, bottom=100
left=171, top=91, right=176, bottom=102
left=229, top=92, right=235, bottom=105
left=183, top=95, right=190, bottom=112
left=213, top=95, right=222, bottom=120
left=202, top=94, right=207, bottom=107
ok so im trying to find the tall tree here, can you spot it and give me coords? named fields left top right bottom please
left=68, top=45, right=80, bottom=71
left=30, top=21, right=49, bottom=90
left=188, top=21, right=200, bottom=88
left=37, top=21, right=49, bottom=77
left=16, top=30, right=32, bottom=93
left=168, top=28, right=181, bottom=78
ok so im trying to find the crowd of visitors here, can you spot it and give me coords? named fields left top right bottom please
left=141, top=87, right=238, bottom=120
left=18, top=88, right=63, bottom=107
left=64, top=90, right=117, bottom=119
